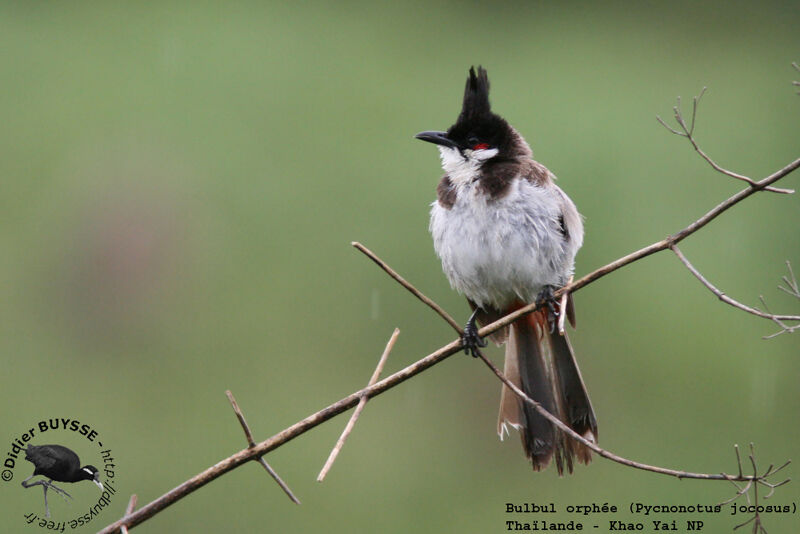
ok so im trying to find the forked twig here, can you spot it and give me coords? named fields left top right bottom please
left=317, top=328, right=400, bottom=481
left=760, top=261, right=800, bottom=338
left=226, top=390, right=301, bottom=505
left=120, top=494, right=138, bottom=534
left=670, top=246, right=800, bottom=337
left=352, top=242, right=461, bottom=331
left=657, top=88, right=793, bottom=194
left=726, top=444, right=791, bottom=533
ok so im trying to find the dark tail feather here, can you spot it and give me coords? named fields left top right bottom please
left=498, top=310, right=597, bottom=474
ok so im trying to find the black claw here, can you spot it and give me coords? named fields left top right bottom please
left=536, top=286, right=560, bottom=333
left=461, top=308, right=487, bottom=357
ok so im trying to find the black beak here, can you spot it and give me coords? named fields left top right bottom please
left=415, top=130, right=458, bottom=149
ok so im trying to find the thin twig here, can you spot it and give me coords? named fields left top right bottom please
left=793, top=62, right=800, bottom=94
left=670, top=245, right=800, bottom=331
left=719, top=445, right=750, bottom=506
left=778, top=261, right=799, bottom=297
left=759, top=295, right=800, bottom=339
left=731, top=445, right=768, bottom=533
left=317, top=328, right=400, bottom=482
left=352, top=242, right=461, bottom=332
left=657, top=89, right=793, bottom=194
left=226, top=391, right=256, bottom=446
left=226, top=390, right=301, bottom=505
left=119, top=494, right=138, bottom=534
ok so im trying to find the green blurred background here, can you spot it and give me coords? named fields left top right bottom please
left=1, top=1, right=798, bottom=532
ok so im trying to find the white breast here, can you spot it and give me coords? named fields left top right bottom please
left=430, top=177, right=581, bottom=310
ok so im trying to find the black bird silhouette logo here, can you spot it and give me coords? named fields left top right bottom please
left=21, top=444, right=104, bottom=518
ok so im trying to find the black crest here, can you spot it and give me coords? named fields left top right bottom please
left=445, top=67, right=514, bottom=155
left=458, top=66, right=492, bottom=122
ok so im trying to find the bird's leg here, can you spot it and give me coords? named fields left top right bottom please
left=461, top=308, right=487, bottom=357
left=21, top=476, right=49, bottom=516
left=41, top=480, right=71, bottom=519
left=536, top=286, right=559, bottom=333
left=22, top=478, right=72, bottom=518
left=42, top=483, right=50, bottom=519
left=44, top=480, right=72, bottom=501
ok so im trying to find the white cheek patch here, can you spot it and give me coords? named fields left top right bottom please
left=472, top=147, right=499, bottom=161
left=436, top=145, right=499, bottom=185
left=437, top=146, right=463, bottom=171
left=82, top=468, right=93, bottom=476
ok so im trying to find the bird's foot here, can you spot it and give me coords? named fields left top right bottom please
left=536, top=286, right=560, bottom=333
left=44, top=480, right=72, bottom=501
left=461, top=308, right=487, bottom=357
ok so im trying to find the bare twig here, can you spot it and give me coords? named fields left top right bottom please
left=352, top=242, right=461, bottom=332
left=720, top=445, right=749, bottom=506
left=778, top=261, right=799, bottom=297
left=226, top=391, right=256, bottom=446
left=793, top=62, right=800, bottom=94
left=119, top=494, right=137, bottom=534
left=760, top=296, right=800, bottom=338
left=670, top=246, right=800, bottom=336
left=727, top=444, right=790, bottom=533
left=317, top=328, right=400, bottom=481
left=657, top=89, right=793, bottom=194
left=125, top=494, right=138, bottom=514
left=226, top=390, right=301, bottom=505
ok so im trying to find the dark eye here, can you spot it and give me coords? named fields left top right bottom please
left=467, top=136, right=489, bottom=150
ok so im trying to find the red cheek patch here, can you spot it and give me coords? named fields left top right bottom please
left=472, top=143, right=490, bottom=150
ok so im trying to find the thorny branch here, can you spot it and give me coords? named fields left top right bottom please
left=98, top=83, right=798, bottom=534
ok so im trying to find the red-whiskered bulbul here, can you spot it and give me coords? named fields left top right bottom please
left=415, top=67, right=597, bottom=474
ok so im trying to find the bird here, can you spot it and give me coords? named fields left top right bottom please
left=21, top=444, right=104, bottom=518
left=415, top=66, right=597, bottom=474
